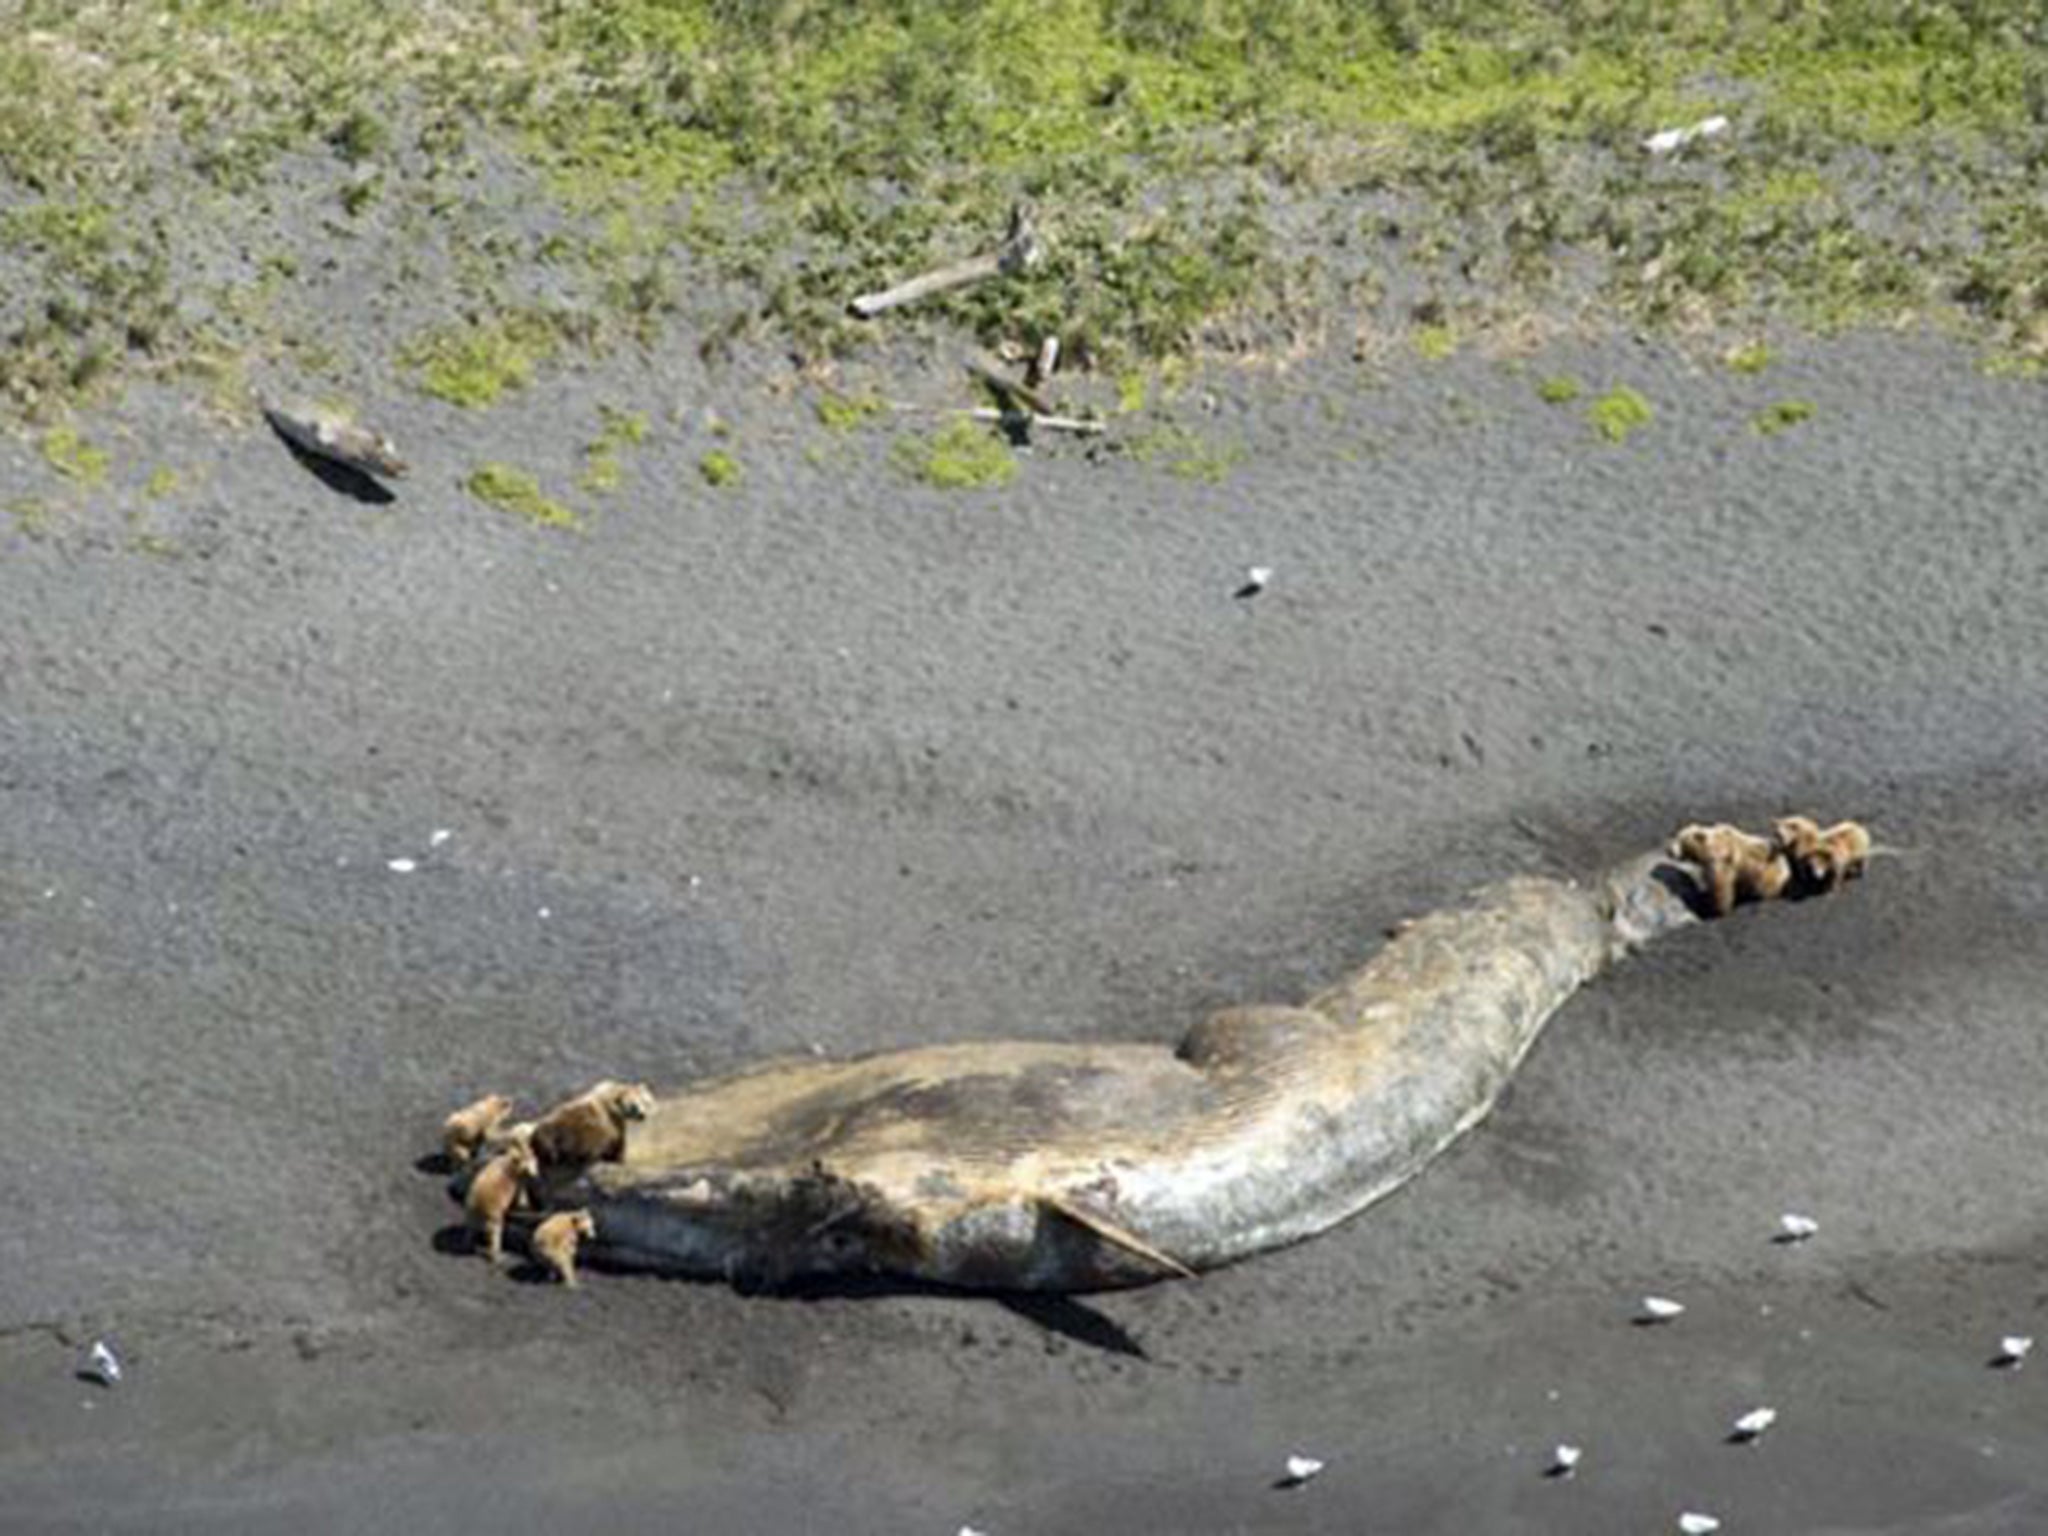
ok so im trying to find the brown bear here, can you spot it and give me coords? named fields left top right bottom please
left=532, top=1209, right=599, bottom=1288
left=1773, top=815, right=1873, bottom=891
left=529, top=1080, right=657, bottom=1169
left=441, top=1093, right=514, bottom=1167
left=465, top=1141, right=540, bottom=1264
left=1669, top=822, right=1792, bottom=917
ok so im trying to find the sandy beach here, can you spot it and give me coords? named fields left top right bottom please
left=2, top=311, right=2045, bottom=1532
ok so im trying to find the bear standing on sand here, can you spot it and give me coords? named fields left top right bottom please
left=1771, top=815, right=1874, bottom=889
left=532, top=1209, right=598, bottom=1288
left=465, top=1141, right=540, bottom=1264
left=1668, top=822, right=1791, bottom=917
left=441, top=1092, right=514, bottom=1167
left=529, top=1080, right=656, bottom=1168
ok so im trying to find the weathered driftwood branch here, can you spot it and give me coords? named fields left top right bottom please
left=965, top=354, right=1055, bottom=418
left=878, top=397, right=1106, bottom=436
left=849, top=203, right=1043, bottom=319
left=1027, top=334, right=1060, bottom=389
left=963, top=407, right=1105, bottom=436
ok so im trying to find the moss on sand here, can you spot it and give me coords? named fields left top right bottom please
left=1587, top=386, right=1654, bottom=444
left=1754, top=399, right=1817, bottom=435
left=466, top=463, right=580, bottom=530
left=892, top=419, right=1017, bottom=489
left=406, top=315, right=565, bottom=410
left=698, top=449, right=743, bottom=488
left=41, top=423, right=108, bottom=484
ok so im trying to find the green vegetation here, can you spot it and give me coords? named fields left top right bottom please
left=1536, top=374, right=1582, bottom=404
left=466, top=464, right=580, bottom=530
left=338, top=177, right=380, bottom=218
left=1, top=195, right=172, bottom=417
left=1754, top=399, right=1817, bottom=435
left=815, top=391, right=885, bottom=431
left=41, top=423, right=108, bottom=484
left=1725, top=340, right=1775, bottom=374
left=1412, top=325, right=1456, bottom=362
left=581, top=405, right=649, bottom=494
left=1130, top=423, right=1243, bottom=483
left=698, top=449, right=743, bottom=488
left=9, top=497, right=55, bottom=539
left=1587, top=386, right=1654, bottom=444
left=6, top=4, right=2048, bottom=420
left=143, top=466, right=180, bottom=499
left=406, top=314, right=564, bottom=409
left=328, top=108, right=389, bottom=166
left=892, top=418, right=1017, bottom=489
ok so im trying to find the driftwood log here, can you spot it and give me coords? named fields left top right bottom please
left=848, top=204, right=1043, bottom=319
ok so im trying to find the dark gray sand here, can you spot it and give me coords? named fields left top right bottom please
left=3, top=332, right=2046, bottom=1533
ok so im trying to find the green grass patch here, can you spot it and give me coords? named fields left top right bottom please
left=1130, top=423, right=1243, bottom=483
left=815, top=391, right=885, bottom=431
left=892, top=418, right=1017, bottom=489
left=127, top=530, right=182, bottom=560
left=328, top=107, right=389, bottom=165
left=143, top=465, right=179, bottom=498
left=1587, top=386, right=1654, bottom=444
left=1753, top=399, right=1817, bottom=435
left=1536, top=374, right=1582, bottom=404
left=41, top=423, right=108, bottom=484
left=580, top=450, right=625, bottom=494
left=697, top=449, right=743, bottom=488
left=8, top=3, right=2048, bottom=420
left=580, top=405, right=649, bottom=494
left=1980, top=351, right=2048, bottom=379
left=338, top=177, right=380, bottom=217
left=405, top=314, right=564, bottom=409
left=1725, top=340, right=1775, bottom=374
left=466, top=463, right=580, bottom=530
left=1, top=193, right=173, bottom=417
left=9, top=497, right=56, bottom=539
left=1412, top=325, right=1457, bottom=362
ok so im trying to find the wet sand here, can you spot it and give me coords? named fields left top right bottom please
left=2, top=330, right=2045, bottom=1533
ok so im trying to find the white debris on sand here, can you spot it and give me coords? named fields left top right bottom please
left=1777, top=1212, right=1820, bottom=1242
left=1678, top=1513, right=1722, bottom=1534
left=1996, top=1335, right=2034, bottom=1368
left=1731, top=1406, right=1778, bottom=1441
left=1281, top=1454, right=1325, bottom=1486
left=1640, top=1295, right=1686, bottom=1322
left=81, top=1339, right=122, bottom=1387
left=1644, top=115, right=1730, bottom=155
left=387, top=857, right=417, bottom=874
left=1549, top=1444, right=1583, bottom=1476
left=429, top=828, right=452, bottom=847
left=1235, top=565, right=1274, bottom=599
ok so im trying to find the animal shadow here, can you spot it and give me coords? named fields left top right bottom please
left=993, top=1293, right=1149, bottom=1361
left=1651, top=860, right=1717, bottom=921
left=505, top=1252, right=565, bottom=1288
